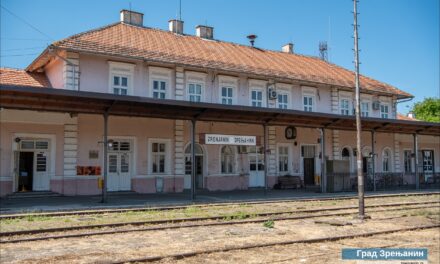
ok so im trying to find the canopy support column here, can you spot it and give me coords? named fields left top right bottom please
left=102, top=112, right=108, bottom=203
left=371, top=130, right=376, bottom=192
left=263, top=123, right=268, bottom=195
left=320, top=128, right=326, bottom=193
left=413, top=133, right=419, bottom=190
left=191, top=119, right=197, bottom=201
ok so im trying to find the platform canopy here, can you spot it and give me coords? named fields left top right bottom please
left=1, top=85, right=439, bottom=136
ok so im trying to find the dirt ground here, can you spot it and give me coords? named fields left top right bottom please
left=0, top=205, right=438, bottom=264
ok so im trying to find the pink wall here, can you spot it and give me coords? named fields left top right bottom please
left=44, top=57, right=64, bottom=88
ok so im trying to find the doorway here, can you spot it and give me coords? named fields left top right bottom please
left=18, top=152, right=34, bottom=191
left=107, top=140, right=132, bottom=191
left=184, top=144, right=204, bottom=189
left=248, top=146, right=264, bottom=187
left=302, top=145, right=316, bottom=185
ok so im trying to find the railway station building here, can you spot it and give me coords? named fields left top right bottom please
left=1, top=10, right=439, bottom=197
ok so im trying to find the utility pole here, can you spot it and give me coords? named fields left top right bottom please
left=353, top=0, right=365, bottom=219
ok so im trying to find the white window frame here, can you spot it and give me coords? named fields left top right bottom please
left=302, top=87, right=316, bottom=112
left=186, top=71, right=206, bottom=102
left=340, top=98, right=351, bottom=115
left=277, top=90, right=290, bottom=109
left=248, top=79, right=267, bottom=107
left=220, top=145, right=237, bottom=174
left=382, top=147, right=392, bottom=172
left=148, top=138, right=171, bottom=175
left=218, top=75, right=238, bottom=105
left=361, top=101, right=370, bottom=117
left=380, top=103, right=390, bottom=119
left=149, top=67, right=172, bottom=99
left=108, top=61, right=135, bottom=96
left=403, top=149, right=413, bottom=173
left=250, top=88, right=264, bottom=107
left=277, top=143, right=291, bottom=175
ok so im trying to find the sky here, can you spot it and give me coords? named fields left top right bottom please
left=1, top=0, right=439, bottom=114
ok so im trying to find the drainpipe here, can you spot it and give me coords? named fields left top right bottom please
left=413, top=133, right=419, bottom=190
left=102, top=112, right=109, bottom=203
left=320, top=128, right=326, bottom=193
left=371, top=130, right=376, bottom=191
left=263, top=123, right=268, bottom=195
left=191, top=119, right=197, bottom=201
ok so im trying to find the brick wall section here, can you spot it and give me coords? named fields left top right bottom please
left=394, top=135, right=401, bottom=172
left=175, top=67, right=184, bottom=100
left=268, top=126, right=276, bottom=174
left=64, top=119, right=78, bottom=177
left=64, top=52, right=79, bottom=90
left=174, top=120, right=185, bottom=176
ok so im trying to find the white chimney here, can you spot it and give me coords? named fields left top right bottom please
left=282, top=43, right=294, bottom=54
left=407, top=111, right=415, bottom=119
left=196, top=25, right=214, bottom=39
left=120, top=10, right=144, bottom=27
left=169, top=19, right=184, bottom=34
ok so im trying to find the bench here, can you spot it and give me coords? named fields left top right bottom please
left=274, top=176, right=303, bottom=189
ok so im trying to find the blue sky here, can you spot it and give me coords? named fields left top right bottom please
left=1, top=0, right=438, bottom=114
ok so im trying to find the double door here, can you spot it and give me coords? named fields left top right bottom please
left=107, top=153, right=131, bottom=191
left=249, top=147, right=265, bottom=187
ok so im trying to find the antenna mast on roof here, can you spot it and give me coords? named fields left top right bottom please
left=179, top=0, right=182, bottom=20
left=319, top=41, right=328, bottom=61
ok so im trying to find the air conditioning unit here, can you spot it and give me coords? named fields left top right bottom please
left=238, top=146, right=248, bottom=154
left=372, top=101, right=380, bottom=110
left=268, top=87, right=277, bottom=100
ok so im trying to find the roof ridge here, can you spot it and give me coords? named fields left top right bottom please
left=52, top=22, right=121, bottom=46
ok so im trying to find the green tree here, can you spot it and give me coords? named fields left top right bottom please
left=411, top=97, right=440, bottom=123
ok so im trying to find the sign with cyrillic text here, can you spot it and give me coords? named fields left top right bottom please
left=205, top=134, right=256, bottom=146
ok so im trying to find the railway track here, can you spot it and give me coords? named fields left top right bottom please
left=1, top=200, right=438, bottom=244
left=1, top=191, right=438, bottom=220
left=110, top=224, right=440, bottom=263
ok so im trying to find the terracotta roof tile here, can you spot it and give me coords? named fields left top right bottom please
left=397, top=113, right=418, bottom=121
left=0, top=68, right=51, bottom=87
left=38, top=22, right=411, bottom=98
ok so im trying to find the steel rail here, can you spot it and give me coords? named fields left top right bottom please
left=1, top=202, right=438, bottom=244
left=2, top=191, right=438, bottom=220
left=110, top=224, right=440, bottom=263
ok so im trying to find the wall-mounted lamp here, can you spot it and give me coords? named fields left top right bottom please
left=98, top=139, right=114, bottom=149
left=14, top=137, right=21, bottom=143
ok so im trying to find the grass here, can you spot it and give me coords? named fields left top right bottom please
left=263, top=220, right=275, bottom=228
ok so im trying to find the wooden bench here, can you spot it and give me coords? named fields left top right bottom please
left=274, top=176, right=303, bottom=189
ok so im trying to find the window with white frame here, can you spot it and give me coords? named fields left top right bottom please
left=250, top=89, right=263, bottom=107
left=380, top=104, right=389, bottom=119
left=382, top=148, right=391, bottom=172
left=151, top=142, right=166, bottom=173
left=361, top=102, right=370, bottom=117
left=277, top=93, right=288, bottom=109
left=278, top=146, right=289, bottom=173
left=221, top=87, right=234, bottom=105
left=187, top=83, right=202, bottom=102
left=109, top=62, right=134, bottom=96
left=221, top=146, right=235, bottom=173
left=340, top=99, right=350, bottom=115
left=152, top=80, right=167, bottom=99
left=403, top=150, right=412, bottom=173
left=303, top=95, right=314, bottom=112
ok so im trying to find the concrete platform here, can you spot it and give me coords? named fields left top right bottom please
left=1, top=189, right=438, bottom=214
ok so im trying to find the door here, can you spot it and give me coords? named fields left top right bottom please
left=107, top=153, right=131, bottom=191
left=33, top=151, right=50, bottom=191
left=249, top=148, right=264, bottom=187
left=18, top=152, right=33, bottom=191
left=304, top=158, right=315, bottom=185
left=195, top=156, right=203, bottom=189
left=422, top=150, right=434, bottom=174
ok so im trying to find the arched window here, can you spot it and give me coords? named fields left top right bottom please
left=221, top=146, right=235, bottom=174
left=382, top=148, right=391, bottom=172
left=184, top=144, right=203, bottom=155
left=342, top=148, right=350, bottom=159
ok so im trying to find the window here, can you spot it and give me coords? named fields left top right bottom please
left=221, top=87, right=234, bottom=105
left=361, top=102, right=369, bottom=117
left=221, top=146, right=235, bottom=173
left=187, top=83, right=202, bottom=102
left=152, top=142, right=166, bottom=173
left=36, top=153, right=47, bottom=172
left=112, top=75, right=129, bottom=95
left=303, top=95, right=314, bottom=112
left=278, top=146, right=289, bottom=173
left=380, top=104, right=389, bottom=119
left=251, top=90, right=263, bottom=107
left=153, top=80, right=167, bottom=99
left=277, top=93, right=288, bottom=109
left=382, top=149, right=391, bottom=172
left=109, top=61, right=134, bottom=95
left=404, top=150, right=412, bottom=173
left=340, top=99, right=350, bottom=115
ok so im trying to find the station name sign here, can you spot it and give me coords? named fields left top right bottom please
left=205, top=134, right=256, bottom=146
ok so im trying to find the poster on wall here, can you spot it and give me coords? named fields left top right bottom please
left=76, top=166, right=101, bottom=176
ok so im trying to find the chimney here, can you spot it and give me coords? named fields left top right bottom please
left=120, top=10, right=144, bottom=27
left=282, top=43, right=294, bottom=54
left=196, top=25, right=214, bottom=39
left=407, top=111, right=415, bottom=119
left=169, top=19, right=184, bottom=34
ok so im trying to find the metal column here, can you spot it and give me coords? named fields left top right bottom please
left=263, top=124, right=268, bottom=195
left=413, top=133, right=419, bottom=190
left=102, top=112, right=108, bottom=203
left=191, top=119, right=197, bottom=200
left=371, top=130, right=376, bottom=192
left=320, top=128, right=326, bottom=193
